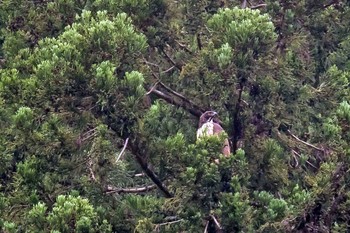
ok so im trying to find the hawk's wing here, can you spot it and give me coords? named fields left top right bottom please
left=213, top=123, right=231, bottom=157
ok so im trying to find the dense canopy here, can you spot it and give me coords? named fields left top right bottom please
left=1, top=0, right=350, bottom=232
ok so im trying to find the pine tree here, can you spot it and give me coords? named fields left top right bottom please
left=1, top=1, right=350, bottom=232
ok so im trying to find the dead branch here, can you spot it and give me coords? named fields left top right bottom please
left=148, top=68, right=204, bottom=115
left=105, top=184, right=156, bottom=194
left=161, top=66, right=176, bottom=73
left=143, top=59, right=161, bottom=68
left=151, top=88, right=203, bottom=117
left=289, top=150, right=299, bottom=168
left=210, top=215, right=223, bottom=230
left=76, top=127, right=99, bottom=147
left=250, top=3, right=267, bottom=9
left=154, top=219, right=183, bottom=231
left=158, top=82, right=187, bottom=102
left=116, top=137, right=129, bottom=163
left=146, top=81, right=160, bottom=95
left=292, top=149, right=318, bottom=170
left=175, top=40, right=192, bottom=54
left=133, top=173, right=146, bottom=177
left=204, top=220, right=209, bottom=233
left=160, top=48, right=182, bottom=70
left=143, top=58, right=204, bottom=117
left=287, top=130, right=324, bottom=152
left=129, top=141, right=173, bottom=198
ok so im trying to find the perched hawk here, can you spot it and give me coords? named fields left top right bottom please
left=197, top=111, right=231, bottom=157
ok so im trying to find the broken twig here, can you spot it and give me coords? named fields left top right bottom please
left=204, top=220, right=209, bottom=233
left=210, top=215, right=223, bottom=230
left=116, top=138, right=129, bottom=163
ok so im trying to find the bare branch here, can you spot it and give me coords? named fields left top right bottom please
left=289, top=150, right=299, bottom=168
left=154, top=219, right=183, bottom=231
left=159, top=81, right=199, bottom=107
left=210, top=215, right=223, bottom=230
left=204, top=220, right=209, bottom=233
left=250, top=3, right=267, bottom=9
left=77, top=127, right=99, bottom=147
left=175, top=40, right=192, bottom=54
left=287, top=130, right=324, bottom=152
left=105, top=184, right=156, bottom=194
left=116, top=137, right=129, bottom=163
left=133, top=173, right=146, bottom=177
left=151, top=88, right=203, bottom=117
left=292, top=149, right=318, bottom=170
left=143, top=58, right=174, bottom=75
left=143, top=59, right=161, bottom=68
left=143, top=59, right=204, bottom=117
left=160, top=48, right=182, bottom=70
left=161, top=66, right=176, bottom=74
left=129, top=141, right=173, bottom=198
left=146, top=81, right=160, bottom=95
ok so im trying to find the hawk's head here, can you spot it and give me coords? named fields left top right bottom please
left=198, top=111, right=219, bottom=128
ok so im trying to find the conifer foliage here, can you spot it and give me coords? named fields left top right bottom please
left=1, top=0, right=350, bottom=232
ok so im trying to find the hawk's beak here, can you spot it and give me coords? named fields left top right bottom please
left=208, top=112, right=218, bottom=122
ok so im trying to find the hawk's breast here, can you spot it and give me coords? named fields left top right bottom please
left=197, top=121, right=215, bottom=139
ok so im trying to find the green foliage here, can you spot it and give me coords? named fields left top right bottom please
left=1, top=0, right=350, bottom=232
left=337, top=101, right=350, bottom=122
left=208, top=7, right=276, bottom=51
left=13, top=106, right=34, bottom=130
left=26, top=195, right=112, bottom=232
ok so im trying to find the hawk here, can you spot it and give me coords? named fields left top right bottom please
left=197, top=111, right=231, bottom=157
